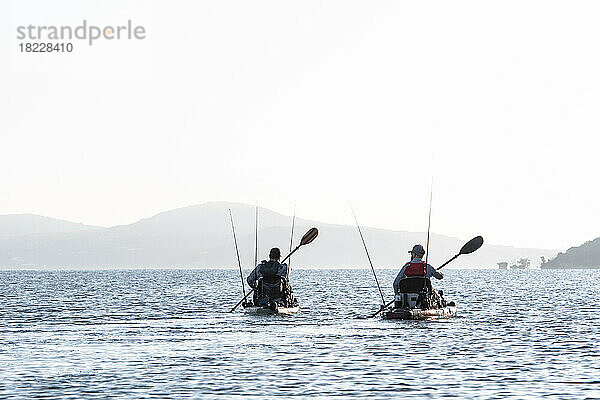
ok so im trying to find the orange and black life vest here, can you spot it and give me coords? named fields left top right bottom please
left=404, top=261, right=427, bottom=277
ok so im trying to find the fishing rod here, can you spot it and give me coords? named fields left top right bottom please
left=425, top=179, right=433, bottom=266
left=368, top=235, right=484, bottom=318
left=365, top=185, right=433, bottom=318
left=228, top=209, right=246, bottom=302
left=229, top=227, right=319, bottom=312
left=372, top=182, right=434, bottom=317
left=350, top=203, right=386, bottom=307
left=287, top=205, right=296, bottom=276
left=254, top=203, right=259, bottom=269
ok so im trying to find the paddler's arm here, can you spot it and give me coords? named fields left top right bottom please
left=247, top=264, right=261, bottom=287
left=427, top=264, right=443, bottom=280
left=278, top=263, right=289, bottom=279
left=393, top=264, right=408, bottom=292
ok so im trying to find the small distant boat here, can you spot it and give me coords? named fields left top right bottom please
left=498, top=262, right=508, bottom=270
left=510, top=258, right=530, bottom=269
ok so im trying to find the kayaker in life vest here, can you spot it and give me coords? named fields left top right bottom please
left=247, top=247, right=295, bottom=307
left=247, top=247, right=288, bottom=287
left=393, top=244, right=443, bottom=293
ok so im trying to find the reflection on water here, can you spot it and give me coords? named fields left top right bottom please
left=1, top=269, right=598, bottom=399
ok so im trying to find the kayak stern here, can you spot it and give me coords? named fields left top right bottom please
left=383, top=305, right=457, bottom=320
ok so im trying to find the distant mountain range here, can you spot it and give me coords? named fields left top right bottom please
left=0, top=214, right=99, bottom=239
left=541, top=237, right=600, bottom=269
left=0, top=202, right=557, bottom=269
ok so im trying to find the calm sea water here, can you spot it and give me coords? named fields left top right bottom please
left=0, top=269, right=598, bottom=399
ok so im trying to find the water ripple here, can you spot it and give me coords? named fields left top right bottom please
left=1, top=269, right=599, bottom=399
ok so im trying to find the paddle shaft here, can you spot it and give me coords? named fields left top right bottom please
left=370, top=299, right=395, bottom=318
left=229, top=289, right=254, bottom=312
left=437, top=254, right=459, bottom=271
left=282, top=245, right=300, bottom=264
left=229, top=209, right=246, bottom=299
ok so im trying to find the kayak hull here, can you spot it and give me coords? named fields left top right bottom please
left=243, top=305, right=300, bottom=315
left=383, top=305, right=457, bottom=320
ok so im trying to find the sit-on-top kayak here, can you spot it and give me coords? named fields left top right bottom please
left=383, top=302, right=457, bottom=320
left=243, top=304, right=300, bottom=315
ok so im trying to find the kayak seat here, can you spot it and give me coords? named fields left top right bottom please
left=254, top=276, right=295, bottom=308
left=395, top=278, right=432, bottom=309
left=257, top=277, right=285, bottom=302
left=398, top=277, right=432, bottom=293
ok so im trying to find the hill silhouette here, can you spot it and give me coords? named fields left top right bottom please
left=0, top=214, right=99, bottom=239
left=0, top=202, right=556, bottom=269
left=541, top=237, right=600, bottom=269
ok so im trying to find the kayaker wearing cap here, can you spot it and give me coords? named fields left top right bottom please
left=393, top=244, right=443, bottom=293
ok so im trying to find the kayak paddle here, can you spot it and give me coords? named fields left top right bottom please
left=436, top=235, right=484, bottom=271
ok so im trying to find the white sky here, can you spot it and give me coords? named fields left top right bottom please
left=1, top=0, right=599, bottom=250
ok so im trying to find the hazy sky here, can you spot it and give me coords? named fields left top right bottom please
left=2, top=0, right=599, bottom=250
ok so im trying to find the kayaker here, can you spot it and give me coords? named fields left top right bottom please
left=393, top=244, right=443, bottom=289
left=247, top=248, right=294, bottom=307
left=393, top=244, right=444, bottom=307
left=247, top=247, right=288, bottom=286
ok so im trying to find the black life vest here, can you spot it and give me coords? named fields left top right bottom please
left=259, top=260, right=281, bottom=283
left=404, top=261, right=427, bottom=277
